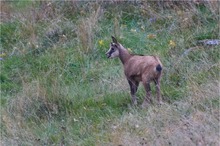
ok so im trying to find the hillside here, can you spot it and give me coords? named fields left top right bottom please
left=1, top=1, right=219, bottom=145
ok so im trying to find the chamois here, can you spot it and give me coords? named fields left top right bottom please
left=106, top=36, right=163, bottom=107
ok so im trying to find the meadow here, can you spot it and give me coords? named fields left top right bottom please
left=1, top=1, right=219, bottom=145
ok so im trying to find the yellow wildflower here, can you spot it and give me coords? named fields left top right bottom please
left=169, top=40, right=176, bottom=47
left=98, top=40, right=104, bottom=46
left=127, top=48, right=133, bottom=53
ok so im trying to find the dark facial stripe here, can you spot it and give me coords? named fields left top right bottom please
left=108, top=48, right=115, bottom=55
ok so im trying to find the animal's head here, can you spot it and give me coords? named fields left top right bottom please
left=106, top=36, right=120, bottom=59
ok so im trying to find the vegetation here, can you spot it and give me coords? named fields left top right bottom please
left=1, top=1, right=219, bottom=145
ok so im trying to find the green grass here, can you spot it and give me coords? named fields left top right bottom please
left=1, top=1, right=219, bottom=145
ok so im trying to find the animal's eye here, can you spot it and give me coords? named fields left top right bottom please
left=112, top=48, right=115, bottom=51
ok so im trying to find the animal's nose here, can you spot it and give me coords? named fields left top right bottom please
left=106, top=52, right=110, bottom=58
left=105, top=51, right=110, bottom=55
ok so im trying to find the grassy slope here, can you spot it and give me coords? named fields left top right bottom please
left=1, top=1, right=219, bottom=146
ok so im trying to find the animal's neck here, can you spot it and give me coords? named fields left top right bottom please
left=118, top=45, right=131, bottom=64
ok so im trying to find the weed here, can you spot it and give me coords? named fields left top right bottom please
left=1, top=1, right=219, bottom=145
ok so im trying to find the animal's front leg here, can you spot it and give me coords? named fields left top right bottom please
left=128, top=80, right=139, bottom=105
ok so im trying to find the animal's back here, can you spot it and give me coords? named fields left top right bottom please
left=124, top=55, right=162, bottom=81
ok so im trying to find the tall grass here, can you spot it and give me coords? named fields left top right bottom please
left=1, top=1, right=219, bottom=145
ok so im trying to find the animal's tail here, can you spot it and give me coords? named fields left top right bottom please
left=156, top=64, right=162, bottom=72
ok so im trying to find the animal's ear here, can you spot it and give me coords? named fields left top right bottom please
left=111, top=36, right=118, bottom=44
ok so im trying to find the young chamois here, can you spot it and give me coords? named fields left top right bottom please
left=106, top=36, right=163, bottom=107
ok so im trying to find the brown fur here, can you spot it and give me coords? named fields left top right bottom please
left=106, top=36, right=163, bottom=107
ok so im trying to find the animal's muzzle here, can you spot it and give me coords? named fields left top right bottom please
left=106, top=52, right=111, bottom=58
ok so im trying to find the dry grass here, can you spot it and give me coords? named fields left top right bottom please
left=7, top=80, right=58, bottom=120
left=1, top=1, right=219, bottom=145
left=77, top=4, right=102, bottom=53
left=106, top=86, right=219, bottom=146
left=104, top=75, right=219, bottom=145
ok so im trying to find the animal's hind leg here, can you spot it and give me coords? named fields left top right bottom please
left=154, top=78, right=162, bottom=105
left=128, top=80, right=139, bottom=105
left=142, top=81, right=152, bottom=108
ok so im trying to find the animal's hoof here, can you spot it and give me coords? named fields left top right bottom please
left=141, top=101, right=150, bottom=109
left=132, top=100, right=138, bottom=106
left=158, top=101, right=164, bottom=106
